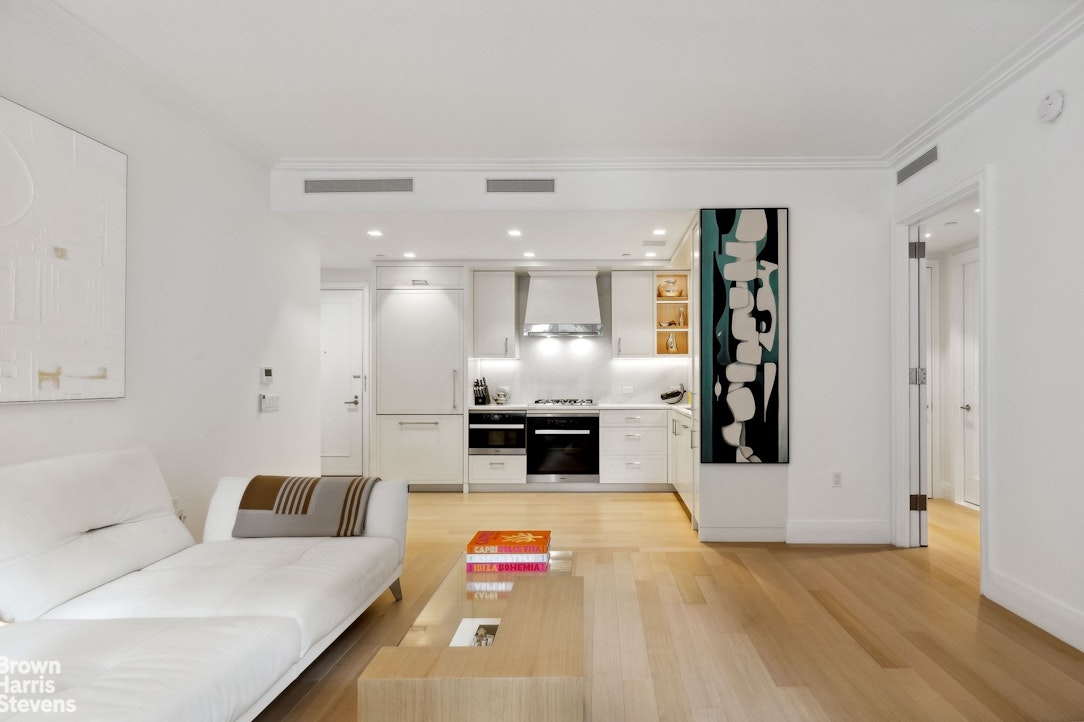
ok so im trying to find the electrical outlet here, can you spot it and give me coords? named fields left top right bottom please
left=622, top=386, right=634, bottom=394
left=832, top=471, right=843, bottom=488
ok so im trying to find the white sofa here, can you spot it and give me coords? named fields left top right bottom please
left=0, top=447, right=408, bottom=722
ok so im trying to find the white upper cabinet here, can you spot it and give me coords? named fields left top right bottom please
left=473, top=271, right=517, bottom=358
left=375, top=288, right=464, bottom=414
left=376, top=265, right=464, bottom=289
left=611, top=271, right=655, bottom=357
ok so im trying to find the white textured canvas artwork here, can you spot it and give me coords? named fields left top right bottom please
left=0, top=96, right=126, bottom=402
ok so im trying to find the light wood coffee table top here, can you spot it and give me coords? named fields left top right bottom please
left=358, top=550, right=583, bottom=722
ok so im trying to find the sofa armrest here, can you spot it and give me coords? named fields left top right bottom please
left=202, top=478, right=408, bottom=562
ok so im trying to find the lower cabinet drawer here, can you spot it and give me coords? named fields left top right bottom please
left=469, top=455, right=527, bottom=483
left=599, top=454, right=667, bottom=483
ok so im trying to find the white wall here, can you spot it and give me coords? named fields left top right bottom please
left=894, top=33, right=1084, bottom=651
left=0, top=5, right=322, bottom=537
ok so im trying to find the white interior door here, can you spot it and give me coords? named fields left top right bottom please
left=907, top=225, right=929, bottom=546
left=321, top=289, right=367, bottom=476
left=962, top=259, right=981, bottom=506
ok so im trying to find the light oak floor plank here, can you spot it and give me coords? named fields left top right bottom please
left=254, top=493, right=1084, bottom=721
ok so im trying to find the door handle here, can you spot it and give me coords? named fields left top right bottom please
left=344, top=395, right=359, bottom=406
left=960, top=404, right=972, bottom=411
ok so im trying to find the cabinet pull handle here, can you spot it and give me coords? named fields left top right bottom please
left=626, top=416, right=641, bottom=421
left=672, top=419, right=678, bottom=435
left=489, top=462, right=505, bottom=468
left=399, top=421, right=439, bottom=426
left=617, top=338, right=622, bottom=355
left=452, top=369, right=458, bottom=410
left=411, top=279, right=429, bottom=285
left=626, top=461, right=642, bottom=467
left=625, top=433, right=642, bottom=440
left=504, top=337, right=509, bottom=356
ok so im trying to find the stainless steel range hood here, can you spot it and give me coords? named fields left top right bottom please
left=523, top=270, right=604, bottom=336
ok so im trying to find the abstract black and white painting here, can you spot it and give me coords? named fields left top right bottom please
left=0, top=95, right=127, bottom=402
left=700, top=209, right=788, bottom=463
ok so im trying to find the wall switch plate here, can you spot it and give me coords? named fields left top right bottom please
left=259, top=366, right=273, bottom=385
left=622, top=386, right=634, bottom=393
left=832, top=471, right=843, bottom=488
left=260, top=393, right=280, bottom=412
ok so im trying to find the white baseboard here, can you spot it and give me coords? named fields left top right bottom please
left=785, top=520, right=893, bottom=545
left=697, top=526, right=785, bottom=543
left=984, top=568, right=1084, bottom=653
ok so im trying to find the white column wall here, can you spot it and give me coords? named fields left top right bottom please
left=0, top=5, right=322, bottom=538
left=894, top=33, right=1084, bottom=650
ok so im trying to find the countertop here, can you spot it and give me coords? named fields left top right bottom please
left=469, top=402, right=693, bottom=416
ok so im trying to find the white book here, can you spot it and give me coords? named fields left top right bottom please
left=465, top=552, right=549, bottom=563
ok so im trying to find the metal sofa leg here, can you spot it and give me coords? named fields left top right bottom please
left=389, top=578, right=403, bottom=601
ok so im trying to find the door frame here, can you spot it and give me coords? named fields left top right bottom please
left=891, top=169, right=990, bottom=575
left=321, top=282, right=371, bottom=475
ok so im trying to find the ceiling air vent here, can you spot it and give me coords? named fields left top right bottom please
left=486, top=179, right=555, bottom=193
left=896, top=147, right=938, bottom=185
left=304, top=178, right=413, bottom=193
left=642, top=240, right=667, bottom=247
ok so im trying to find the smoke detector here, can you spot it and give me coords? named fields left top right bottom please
left=1038, top=91, right=1065, bottom=123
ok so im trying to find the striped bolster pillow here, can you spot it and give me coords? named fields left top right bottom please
left=231, top=475, right=380, bottom=538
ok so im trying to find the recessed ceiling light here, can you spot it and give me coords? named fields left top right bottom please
left=974, top=208, right=981, bottom=213
left=645, top=252, right=657, bottom=258
left=523, top=251, right=535, bottom=258
left=508, top=229, right=522, bottom=237
left=924, top=233, right=932, bottom=239
left=403, top=252, right=416, bottom=258
left=367, top=230, right=383, bottom=237
left=653, top=228, right=666, bottom=236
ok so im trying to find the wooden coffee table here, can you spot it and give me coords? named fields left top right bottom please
left=358, top=551, right=583, bottom=722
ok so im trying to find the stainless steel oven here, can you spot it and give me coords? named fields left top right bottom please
left=526, top=402, right=599, bottom=482
left=468, top=411, right=526, bottom=455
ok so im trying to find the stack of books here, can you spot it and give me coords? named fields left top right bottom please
left=464, top=530, right=551, bottom=599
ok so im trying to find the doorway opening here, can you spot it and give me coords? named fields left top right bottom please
left=908, top=188, right=983, bottom=549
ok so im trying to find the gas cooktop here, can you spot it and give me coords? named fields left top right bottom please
left=527, top=398, right=598, bottom=415
left=531, top=398, right=595, bottom=406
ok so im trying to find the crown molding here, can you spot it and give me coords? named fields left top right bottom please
left=13, top=0, right=278, bottom=168
left=273, top=155, right=887, bottom=173
left=882, top=0, right=1084, bottom=168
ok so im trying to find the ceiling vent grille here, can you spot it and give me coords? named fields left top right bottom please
left=486, top=179, right=555, bottom=193
left=304, top=178, right=413, bottom=193
left=642, top=240, right=667, bottom=247
left=896, top=147, right=938, bottom=185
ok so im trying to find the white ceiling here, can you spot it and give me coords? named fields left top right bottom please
left=43, top=0, right=1080, bottom=267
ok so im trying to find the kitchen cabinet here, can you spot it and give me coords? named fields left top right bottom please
left=468, top=455, right=527, bottom=484
left=599, top=409, right=668, bottom=483
left=374, top=271, right=465, bottom=487
left=473, top=271, right=517, bottom=358
left=611, top=271, right=655, bottom=357
left=376, top=415, right=463, bottom=485
left=655, top=272, right=690, bottom=356
left=375, top=288, right=464, bottom=414
left=377, top=265, right=464, bottom=289
left=669, top=409, right=694, bottom=515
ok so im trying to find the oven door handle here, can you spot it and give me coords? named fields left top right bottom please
left=469, top=424, right=525, bottom=429
left=533, top=429, right=592, bottom=435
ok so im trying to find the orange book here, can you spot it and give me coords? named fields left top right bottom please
left=466, top=530, right=551, bottom=554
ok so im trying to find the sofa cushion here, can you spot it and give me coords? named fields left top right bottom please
left=43, top=536, right=400, bottom=654
left=0, top=616, right=300, bottom=722
left=0, top=448, right=195, bottom=621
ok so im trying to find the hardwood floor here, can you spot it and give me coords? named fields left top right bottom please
left=255, top=494, right=1084, bottom=721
